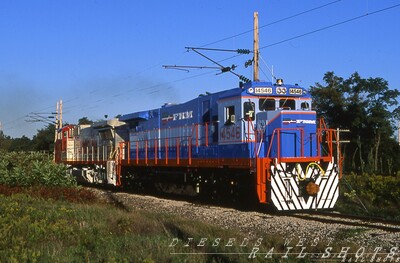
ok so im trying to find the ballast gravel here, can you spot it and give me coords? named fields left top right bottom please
left=89, top=188, right=400, bottom=252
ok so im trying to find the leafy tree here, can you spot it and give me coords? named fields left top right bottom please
left=32, top=124, right=56, bottom=153
left=0, top=131, right=12, bottom=151
left=310, top=72, right=400, bottom=175
left=309, top=72, right=348, bottom=128
left=78, top=117, right=93, bottom=125
left=9, top=136, right=33, bottom=152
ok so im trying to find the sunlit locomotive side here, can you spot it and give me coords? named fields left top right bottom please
left=55, top=79, right=340, bottom=211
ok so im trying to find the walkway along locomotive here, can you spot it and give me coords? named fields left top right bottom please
left=54, top=79, right=342, bottom=211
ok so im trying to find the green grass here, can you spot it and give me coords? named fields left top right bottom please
left=0, top=191, right=263, bottom=263
left=0, top=187, right=363, bottom=263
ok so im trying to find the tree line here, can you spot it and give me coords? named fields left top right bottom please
left=310, top=72, right=400, bottom=175
left=0, top=117, right=93, bottom=153
left=0, top=125, right=55, bottom=153
left=1, top=72, right=399, bottom=175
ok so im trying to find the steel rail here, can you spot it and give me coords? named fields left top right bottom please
left=286, top=211, right=400, bottom=233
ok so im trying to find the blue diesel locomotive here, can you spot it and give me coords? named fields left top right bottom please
left=55, top=79, right=340, bottom=211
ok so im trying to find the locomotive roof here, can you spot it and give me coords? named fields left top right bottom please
left=120, top=81, right=310, bottom=122
left=119, top=109, right=156, bottom=122
left=91, top=118, right=125, bottom=129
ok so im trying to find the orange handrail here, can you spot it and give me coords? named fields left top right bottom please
left=165, top=137, right=168, bottom=165
left=176, top=138, right=180, bottom=164
left=188, top=139, right=192, bottom=165
left=155, top=140, right=158, bottom=165
left=205, top=122, right=209, bottom=146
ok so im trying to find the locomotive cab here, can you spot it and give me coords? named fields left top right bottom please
left=237, top=81, right=339, bottom=210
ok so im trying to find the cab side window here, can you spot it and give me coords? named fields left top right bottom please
left=259, top=98, right=275, bottom=111
left=243, top=101, right=255, bottom=121
left=279, top=99, right=295, bottom=110
left=301, top=101, right=310, bottom=110
left=225, top=106, right=235, bottom=124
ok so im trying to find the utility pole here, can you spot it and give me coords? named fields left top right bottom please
left=59, top=99, right=63, bottom=131
left=53, top=100, right=63, bottom=161
left=336, top=128, right=350, bottom=177
left=253, top=11, right=259, bottom=82
left=53, top=100, right=63, bottom=142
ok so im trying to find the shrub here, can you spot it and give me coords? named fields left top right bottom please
left=0, top=150, right=75, bottom=187
left=338, top=174, right=400, bottom=220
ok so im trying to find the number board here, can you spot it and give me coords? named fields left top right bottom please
left=289, top=88, right=303, bottom=95
left=220, top=126, right=241, bottom=142
left=254, top=87, right=273, bottom=95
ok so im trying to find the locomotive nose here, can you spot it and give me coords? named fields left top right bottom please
left=306, top=181, right=320, bottom=195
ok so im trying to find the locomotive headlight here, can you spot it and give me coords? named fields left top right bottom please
left=306, top=182, right=320, bottom=195
left=248, top=88, right=254, bottom=93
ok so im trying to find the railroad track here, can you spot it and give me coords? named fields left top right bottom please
left=286, top=211, right=400, bottom=233
left=87, top=185, right=400, bottom=233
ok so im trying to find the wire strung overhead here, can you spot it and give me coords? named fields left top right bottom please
left=4, top=2, right=400, bottom=135
left=25, top=112, right=57, bottom=125
left=182, top=47, right=251, bottom=82
left=162, top=65, right=221, bottom=73
left=200, top=0, right=343, bottom=47
left=185, top=47, right=251, bottom=54
left=1, top=1, right=349, bottom=135
left=260, top=3, right=400, bottom=50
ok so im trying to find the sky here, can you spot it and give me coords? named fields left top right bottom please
left=1, top=0, right=399, bottom=138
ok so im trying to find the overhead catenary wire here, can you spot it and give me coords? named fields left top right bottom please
left=259, top=53, right=276, bottom=81
left=188, top=48, right=242, bottom=79
left=209, top=3, right=400, bottom=82
left=185, top=47, right=251, bottom=54
left=260, top=3, right=400, bottom=50
left=163, top=65, right=222, bottom=73
left=200, top=0, right=343, bottom=47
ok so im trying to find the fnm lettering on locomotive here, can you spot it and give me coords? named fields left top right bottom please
left=55, top=79, right=341, bottom=211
